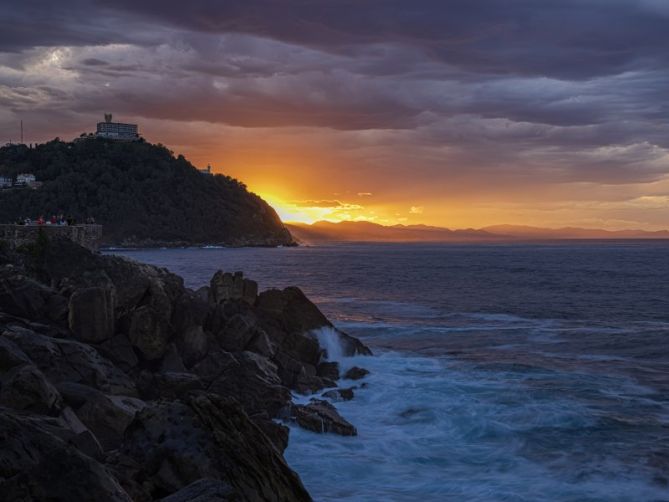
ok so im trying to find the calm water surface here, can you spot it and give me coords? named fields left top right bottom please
left=110, top=242, right=669, bottom=502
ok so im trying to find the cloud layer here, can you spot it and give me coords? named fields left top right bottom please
left=1, top=0, right=668, bottom=228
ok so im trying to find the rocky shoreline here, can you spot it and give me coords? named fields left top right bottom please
left=0, top=236, right=371, bottom=501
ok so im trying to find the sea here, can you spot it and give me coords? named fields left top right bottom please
left=109, top=242, right=669, bottom=502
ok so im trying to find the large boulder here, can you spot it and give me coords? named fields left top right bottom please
left=209, top=270, right=258, bottom=306
left=74, top=390, right=146, bottom=451
left=0, top=409, right=131, bottom=501
left=197, top=351, right=291, bottom=416
left=0, top=268, right=66, bottom=323
left=119, top=394, right=311, bottom=501
left=97, top=334, right=139, bottom=373
left=257, top=287, right=330, bottom=334
left=2, top=326, right=136, bottom=396
left=0, top=336, right=31, bottom=370
left=343, top=366, right=370, bottom=380
left=68, top=286, right=116, bottom=343
left=160, top=479, right=234, bottom=502
left=322, top=387, right=355, bottom=402
left=127, top=305, right=171, bottom=361
left=0, top=364, right=63, bottom=414
left=288, top=399, right=357, bottom=436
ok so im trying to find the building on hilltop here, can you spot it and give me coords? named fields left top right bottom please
left=96, top=113, right=139, bottom=141
left=16, top=173, right=36, bottom=186
left=199, top=164, right=213, bottom=175
left=0, top=176, right=12, bottom=189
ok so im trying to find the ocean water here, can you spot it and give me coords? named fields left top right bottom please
left=109, top=242, right=669, bottom=501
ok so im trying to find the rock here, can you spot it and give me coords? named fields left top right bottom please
left=160, top=479, right=235, bottom=502
left=253, top=418, right=291, bottom=453
left=191, top=350, right=238, bottom=382
left=246, top=327, right=276, bottom=357
left=58, top=406, right=104, bottom=459
left=160, top=343, right=187, bottom=372
left=206, top=352, right=291, bottom=416
left=75, top=391, right=146, bottom=451
left=138, top=371, right=204, bottom=400
left=295, top=371, right=331, bottom=395
left=45, top=293, right=69, bottom=323
left=317, top=361, right=340, bottom=381
left=176, top=325, right=209, bottom=368
left=257, top=287, right=330, bottom=334
left=209, top=270, right=234, bottom=304
left=68, top=286, right=115, bottom=343
left=232, top=272, right=245, bottom=299
left=57, top=381, right=106, bottom=408
left=97, top=334, right=139, bottom=373
left=343, top=366, right=370, bottom=380
left=322, top=387, right=355, bottom=401
left=0, top=336, right=31, bottom=370
left=3, top=326, right=137, bottom=396
left=120, top=394, right=311, bottom=501
left=290, top=399, right=357, bottom=436
left=194, top=286, right=210, bottom=303
left=56, top=382, right=145, bottom=451
left=0, top=270, right=65, bottom=323
left=0, top=364, right=63, bottom=414
left=337, top=329, right=373, bottom=357
left=242, top=279, right=258, bottom=305
left=217, top=313, right=260, bottom=352
left=128, top=305, right=171, bottom=361
left=0, top=409, right=132, bottom=501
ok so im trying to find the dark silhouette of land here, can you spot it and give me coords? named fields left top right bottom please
left=287, top=221, right=669, bottom=244
left=0, top=139, right=293, bottom=247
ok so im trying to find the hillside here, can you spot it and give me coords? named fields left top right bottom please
left=286, top=220, right=501, bottom=244
left=0, top=139, right=294, bottom=247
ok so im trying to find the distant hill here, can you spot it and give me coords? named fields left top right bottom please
left=0, top=139, right=294, bottom=247
left=287, top=221, right=669, bottom=244
left=482, top=224, right=669, bottom=240
left=286, top=221, right=501, bottom=244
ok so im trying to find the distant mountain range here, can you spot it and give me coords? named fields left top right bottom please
left=286, top=221, right=669, bottom=244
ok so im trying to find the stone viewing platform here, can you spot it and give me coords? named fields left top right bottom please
left=0, top=224, right=102, bottom=251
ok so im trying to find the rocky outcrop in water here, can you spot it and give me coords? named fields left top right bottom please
left=0, top=237, right=371, bottom=501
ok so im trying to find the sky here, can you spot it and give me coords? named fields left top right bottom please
left=1, top=0, right=669, bottom=229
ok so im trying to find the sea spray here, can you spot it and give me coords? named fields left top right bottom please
left=314, top=326, right=348, bottom=364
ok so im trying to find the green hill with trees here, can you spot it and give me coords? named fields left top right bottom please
left=0, top=138, right=294, bottom=247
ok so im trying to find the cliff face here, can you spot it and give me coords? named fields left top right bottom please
left=0, top=140, right=294, bottom=247
left=0, top=237, right=370, bottom=501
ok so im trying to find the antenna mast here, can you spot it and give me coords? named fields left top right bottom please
left=20, top=120, right=23, bottom=144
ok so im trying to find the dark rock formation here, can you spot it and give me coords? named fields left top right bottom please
left=288, top=399, right=357, bottom=436
left=322, top=387, right=355, bottom=402
left=160, top=479, right=234, bottom=502
left=344, top=366, right=370, bottom=380
left=68, top=286, right=115, bottom=343
left=0, top=237, right=372, bottom=500
left=0, top=409, right=131, bottom=501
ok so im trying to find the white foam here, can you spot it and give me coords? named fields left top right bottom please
left=314, top=326, right=347, bottom=364
left=285, top=350, right=669, bottom=502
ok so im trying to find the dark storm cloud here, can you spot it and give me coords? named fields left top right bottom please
left=1, top=0, right=669, bottom=191
left=101, top=0, right=669, bottom=79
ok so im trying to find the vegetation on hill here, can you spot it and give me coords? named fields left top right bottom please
left=0, top=138, right=293, bottom=246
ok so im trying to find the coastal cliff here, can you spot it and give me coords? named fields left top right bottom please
left=0, top=236, right=370, bottom=501
left=0, top=140, right=294, bottom=248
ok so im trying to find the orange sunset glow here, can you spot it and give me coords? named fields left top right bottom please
left=2, top=2, right=669, bottom=232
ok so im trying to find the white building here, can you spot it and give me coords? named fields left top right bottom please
left=96, top=113, right=139, bottom=140
left=16, top=173, right=36, bottom=185
left=0, top=176, right=12, bottom=188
